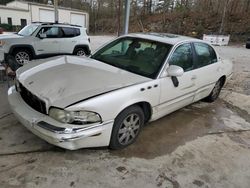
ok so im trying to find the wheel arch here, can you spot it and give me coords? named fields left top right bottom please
left=9, top=45, right=35, bottom=58
left=117, top=101, right=152, bottom=124
left=73, top=45, right=91, bottom=55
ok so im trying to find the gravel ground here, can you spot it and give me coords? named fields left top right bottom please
left=0, top=36, right=249, bottom=188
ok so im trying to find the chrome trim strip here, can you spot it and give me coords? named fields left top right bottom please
left=154, top=81, right=216, bottom=108
left=154, top=90, right=195, bottom=108
left=36, top=120, right=114, bottom=134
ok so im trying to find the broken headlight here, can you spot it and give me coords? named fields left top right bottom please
left=49, top=108, right=101, bottom=125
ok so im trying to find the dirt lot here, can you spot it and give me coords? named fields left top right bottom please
left=0, top=36, right=250, bottom=188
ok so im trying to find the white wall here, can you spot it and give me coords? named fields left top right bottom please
left=30, top=4, right=89, bottom=29
left=0, top=1, right=89, bottom=30
left=6, top=1, right=29, bottom=10
left=59, top=9, right=88, bottom=28
left=0, top=6, right=30, bottom=25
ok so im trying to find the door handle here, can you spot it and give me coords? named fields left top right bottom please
left=52, top=41, right=58, bottom=43
left=72, top=41, right=77, bottom=42
left=191, top=75, right=197, bottom=80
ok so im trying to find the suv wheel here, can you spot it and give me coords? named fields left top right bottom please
left=74, top=48, right=86, bottom=56
left=109, top=105, right=144, bottom=150
left=13, top=49, right=31, bottom=65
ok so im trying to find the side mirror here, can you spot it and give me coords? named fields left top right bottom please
left=167, top=65, right=184, bottom=77
left=39, top=33, right=46, bottom=39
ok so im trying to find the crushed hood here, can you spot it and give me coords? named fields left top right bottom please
left=16, top=56, right=150, bottom=108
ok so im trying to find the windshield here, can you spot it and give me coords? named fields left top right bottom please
left=91, top=37, right=172, bottom=79
left=18, top=24, right=39, bottom=36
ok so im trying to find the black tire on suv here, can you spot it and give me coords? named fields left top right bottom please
left=74, top=47, right=88, bottom=56
left=13, top=48, right=32, bottom=65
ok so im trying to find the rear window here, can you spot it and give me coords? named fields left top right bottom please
left=61, top=27, right=80, bottom=38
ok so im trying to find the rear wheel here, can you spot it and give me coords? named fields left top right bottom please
left=74, top=48, right=87, bottom=56
left=13, top=49, right=31, bottom=65
left=109, top=105, right=144, bottom=150
left=204, top=78, right=224, bottom=102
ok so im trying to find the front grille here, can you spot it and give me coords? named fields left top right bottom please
left=19, top=83, right=47, bottom=114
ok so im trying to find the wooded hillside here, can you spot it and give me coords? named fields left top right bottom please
left=89, top=0, right=250, bottom=41
left=1, top=0, right=249, bottom=41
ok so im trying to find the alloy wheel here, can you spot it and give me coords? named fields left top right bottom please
left=76, top=50, right=86, bottom=56
left=15, top=52, right=30, bottom=65
left=118, top=113, right=141, bottom=145
left=211, top=81, right=221, bottom=98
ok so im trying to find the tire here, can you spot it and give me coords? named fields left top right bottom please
left=109, top=105, right=145, bottom=150
left=204, top=78, right=224, bottom=102
left=13, top=49, right=32, bottom=65
left=246, top=44, right=250, bottom=49
left=74, top=48, right=87, bottom=56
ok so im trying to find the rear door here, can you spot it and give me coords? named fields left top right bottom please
left=192, top=42, right=223, bottom=101
left=60, top=27, right=80, bottom=54
left=158, top=43, right=197, bottom=116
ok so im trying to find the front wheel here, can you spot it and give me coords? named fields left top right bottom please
left=204, top=79, right=224, bottom=102
left=109, top=105, right=144, bottom=150
left=13, top=49, right=31, bottom=65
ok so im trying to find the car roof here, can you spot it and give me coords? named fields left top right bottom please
left=126, top=33, right=203, bottom=45
left=31, top=22, right=82, bottom=28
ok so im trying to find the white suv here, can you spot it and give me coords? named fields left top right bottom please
left=0, top=22, right=91, bottom=65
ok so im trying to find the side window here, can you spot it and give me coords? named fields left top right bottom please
left=38, top=27, right=59, bottom=38
left=194, top=42, right=217, bottom=68
left=61, top=27, right=77, bottom=38
left=169, top=43, right=194, bottom=72
left=75, top=28, right=80, bottom=36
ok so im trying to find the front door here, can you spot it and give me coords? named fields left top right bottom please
left=157, top=43, right=197, bottom=117
left=34, top=26, right=61, bottom=55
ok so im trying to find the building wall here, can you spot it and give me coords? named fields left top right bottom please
left=6, top=1, right=29, bottom=10
left=0, top=1, right=89, bottom=30
left=30, top=5, right=89, bottom=29
left=0, top=6, right=29, bottom=25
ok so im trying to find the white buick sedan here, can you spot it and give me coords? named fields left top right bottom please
left=8, top=33, right=232, bottom=150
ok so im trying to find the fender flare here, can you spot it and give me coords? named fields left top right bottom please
left=9, top=45, right=36, bottom=58
left=73, top=45, right=91, bottom=55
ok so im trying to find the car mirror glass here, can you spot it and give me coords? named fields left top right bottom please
left=167, top=65, right=184, bottom=77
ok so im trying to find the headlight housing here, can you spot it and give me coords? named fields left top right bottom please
left=49, top=108, right=101, bottom=125
left=0, top=40, right=5, bottom=46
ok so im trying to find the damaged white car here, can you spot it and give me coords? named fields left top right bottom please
left=8, top=33, right=232, bottom=150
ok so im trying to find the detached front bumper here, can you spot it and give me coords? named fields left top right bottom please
left=8, top=86, right=114, bottom=150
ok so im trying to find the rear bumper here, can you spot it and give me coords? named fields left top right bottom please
left=8, top=86, right=113, bottom=150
